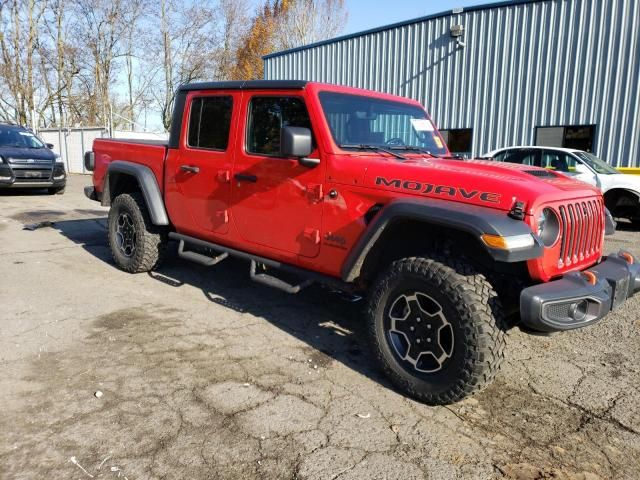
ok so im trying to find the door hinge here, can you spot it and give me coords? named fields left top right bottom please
left=303, top=228, right=321, bottom=245
left=306, top=184, right=324, bottom=203
left=217, top=170, right=231, bottom=183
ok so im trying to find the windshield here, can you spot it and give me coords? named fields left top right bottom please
left=318, top=92, right=448, bottom=156
left=0, top=126, right=45, bottom=148
left=574, top=151, right=619, bottom=174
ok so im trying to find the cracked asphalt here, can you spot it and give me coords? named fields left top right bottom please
left=1, top=175, right=639, bottom=479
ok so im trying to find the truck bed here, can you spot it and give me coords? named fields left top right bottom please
left=98, top=138, right=168, bottom=147
left=92, top=138, right=168, bottom=195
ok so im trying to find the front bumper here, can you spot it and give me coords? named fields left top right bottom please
left=520, top=251, right=640, bottom=333
left=0, top=162, right=66, bottom=188
left=84, top=186, right=102, bottom=202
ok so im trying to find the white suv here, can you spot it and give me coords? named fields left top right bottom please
left=483, top=146, right=640, bottom=228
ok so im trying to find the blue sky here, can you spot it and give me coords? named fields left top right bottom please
left=342, top=0, right=494, bottom=35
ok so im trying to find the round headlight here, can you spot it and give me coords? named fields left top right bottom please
left=537, top=208, right=560, bottom=247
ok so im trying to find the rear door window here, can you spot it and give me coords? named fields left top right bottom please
left=188, top=96, right=233, bottom=150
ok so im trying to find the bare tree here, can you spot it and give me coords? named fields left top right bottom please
left=275, top=0, right=347, bottom=51
left=122, top=0, right=147, bottom=129
left=0, top=0, right=347, bottom=131
left=214, top=0, right=250, bottom=81
left=35, top=0, right=81, bottom=127
left=72, top=0, right=147, bottom=128
left=155, top=0, right=217, bottom=130
left=232, top=0, right=347, bottom=81
left=0, top=0, right=47, bottom=125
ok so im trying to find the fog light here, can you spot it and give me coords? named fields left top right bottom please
left=569, top=300, right=589, bottom=322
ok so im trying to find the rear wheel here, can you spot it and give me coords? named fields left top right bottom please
left=366, top=256, right=506, bottom=405
left=108, top=192, right=167, bottom=273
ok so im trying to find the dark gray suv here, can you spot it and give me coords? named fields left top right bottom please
left=0, top=123, right=66, bottom=194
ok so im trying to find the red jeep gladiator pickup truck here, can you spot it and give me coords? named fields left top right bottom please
left=84, top=80, right=639, bottom=404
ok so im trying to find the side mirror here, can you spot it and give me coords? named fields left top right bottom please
left=46, top=143, right=54, bottom=149
left=280, top=126, right=317, bottom=167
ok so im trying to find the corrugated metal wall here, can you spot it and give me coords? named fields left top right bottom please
left=264, top=0, right=640, bottom=167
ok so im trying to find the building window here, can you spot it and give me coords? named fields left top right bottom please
left=535, top=125, right=596, bottom=152
left=187, top=96, right=233, bottom=150
left=440, top=129, right=472, bottom=156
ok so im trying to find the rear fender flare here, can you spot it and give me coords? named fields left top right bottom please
left=102, top=160, right=169, bottom=226
left=341, top=198, right=543, bottom=283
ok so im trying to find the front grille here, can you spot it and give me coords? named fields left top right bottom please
left=12, top=166, right=53, bottom=182
left=557, top=199, right=604, bottom=268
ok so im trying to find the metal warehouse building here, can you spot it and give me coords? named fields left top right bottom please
left=263, top=0, right=640, bottom=167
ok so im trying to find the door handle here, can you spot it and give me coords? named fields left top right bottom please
left=180, top=165, right=200, bottom=174
left=234, top=173, right=257, bottom=183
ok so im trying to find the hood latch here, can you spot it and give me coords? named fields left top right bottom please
left=509, top=201, right=526, bottom=220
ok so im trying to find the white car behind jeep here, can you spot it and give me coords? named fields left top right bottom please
left=484, top=146, right=640, bottom=228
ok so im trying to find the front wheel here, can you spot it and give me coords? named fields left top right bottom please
left=108, top=192, right=167, bottom=273
left=366, top=256, right=507, bottom=405
left=48, top=186, right=65, bottom=195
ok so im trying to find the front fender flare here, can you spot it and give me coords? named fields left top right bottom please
left=341, top=198, right=543, bottom=282
left=102, top=160, right=169, bottom=226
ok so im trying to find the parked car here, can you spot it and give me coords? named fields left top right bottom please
left=0, top=123, right=66, bottom=194
left=483, top=146, right=640, bottom=227
left=84, top=81, right=638, bottom=405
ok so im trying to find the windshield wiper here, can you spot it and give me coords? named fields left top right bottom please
left=340, top=143, right=406, bottom=160
left=388, top=145, right=442, bottom=158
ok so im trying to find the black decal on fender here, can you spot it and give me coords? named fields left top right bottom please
left=376, top=177, right=401, bottom=188
left=480, top=192, right=501, bottom=203
left=375, top=176, right=500, bottom=204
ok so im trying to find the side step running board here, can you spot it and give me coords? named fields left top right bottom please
left=168, top=232, right=354, bottom=294
left=250, top=260, right=312, bottom=294
left=177, top=240, right=229, bottom=266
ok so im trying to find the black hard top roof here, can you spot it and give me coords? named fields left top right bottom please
left=178, top=80, right=308, bottom=92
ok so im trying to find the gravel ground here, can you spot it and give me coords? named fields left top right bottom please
left=1, top=175, right=639, bottom=479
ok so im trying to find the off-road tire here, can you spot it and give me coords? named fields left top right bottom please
left=48, top=186, right=65, bottom=195
left=366, top=255, right=507, bottom=405
left=108, top=192, right=167, bottom=273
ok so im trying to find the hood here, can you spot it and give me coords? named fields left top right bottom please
left=0, top=146, right=56, bottom=162
left=362, top=157, right=603, bottom=215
